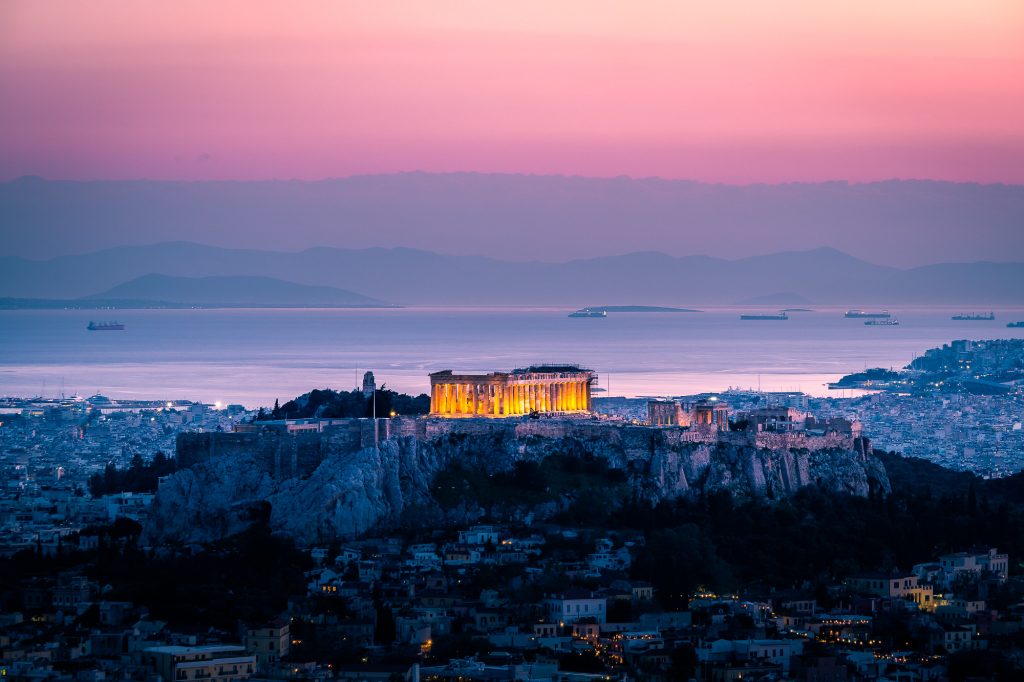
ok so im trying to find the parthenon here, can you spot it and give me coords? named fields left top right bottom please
left=429, top=365, right=595, bottom=417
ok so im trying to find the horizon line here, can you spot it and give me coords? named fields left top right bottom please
left=4, top=171, right=1023, bottom=189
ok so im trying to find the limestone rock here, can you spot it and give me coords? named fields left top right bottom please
left=146, top=422, right=891, bottom=546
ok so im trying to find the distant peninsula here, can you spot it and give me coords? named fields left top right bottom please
left=0, top=274, right=396, bottom=309
left=0, top=298, right=399, bottom=310
left=83, top=273, right=394, bottom=308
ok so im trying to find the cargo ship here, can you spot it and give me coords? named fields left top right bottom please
left=845, top=309, right=890, bottom=318
left=865, top=319, right=899, bottom=326
left=952, top=312, right=995, bottom=321
left=740, top=312, right=788, bottom=321
left=87, top=321, right=125, bottom=331
left=1006, top=321, right=1024, bottom=328
left=568, top=309, right=607, bottom=318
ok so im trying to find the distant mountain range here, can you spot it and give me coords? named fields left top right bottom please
left=2, top=174, right=1023, bottom=267
left=1, top=241, right=1020, bottom=306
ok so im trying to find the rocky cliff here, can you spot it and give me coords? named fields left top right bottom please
left=144, top=418, right=890, bottom=546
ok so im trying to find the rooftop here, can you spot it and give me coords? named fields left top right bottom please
left=144, top=645, right=248, bottom=655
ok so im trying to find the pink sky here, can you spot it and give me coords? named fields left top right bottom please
left=1, top=0, right=1023, bottom=183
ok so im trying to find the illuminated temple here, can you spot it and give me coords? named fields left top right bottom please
left=429, top=365, right=595, bottom=417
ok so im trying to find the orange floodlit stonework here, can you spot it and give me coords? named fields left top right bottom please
left=429, top=365, right=595, bottom=417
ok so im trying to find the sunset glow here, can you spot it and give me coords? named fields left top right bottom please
left=1, top=0, right=1023, bottom=182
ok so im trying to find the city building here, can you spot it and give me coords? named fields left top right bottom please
left=544, top=589, right=607, bottom=625
left=846, top=572, right=934, bottom=608
left=243, top=618, right=290, bottom=669
left=939, top=547, right=1009, bottom=584
left=143, top=645, right=256, bottom=682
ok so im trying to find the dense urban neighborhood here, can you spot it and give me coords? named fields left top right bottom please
left=2, top=340, right=1024, bottom=681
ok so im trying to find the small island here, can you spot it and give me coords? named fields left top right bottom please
left=578, top=305, right=702, bottom=313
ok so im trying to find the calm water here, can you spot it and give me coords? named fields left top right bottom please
left=2, top=307, right=1023, bottom=407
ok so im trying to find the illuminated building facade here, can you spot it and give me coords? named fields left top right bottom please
left=429, top=365, right=594, bottom=417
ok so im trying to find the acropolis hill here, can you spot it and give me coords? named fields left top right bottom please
left=154, top=386, right=890, bottom=544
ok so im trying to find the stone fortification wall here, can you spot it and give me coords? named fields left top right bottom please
left=753, top=431, right=858, bottom=453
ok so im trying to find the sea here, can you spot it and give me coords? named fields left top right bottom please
left=2, top=306, right=1023, bottom=409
